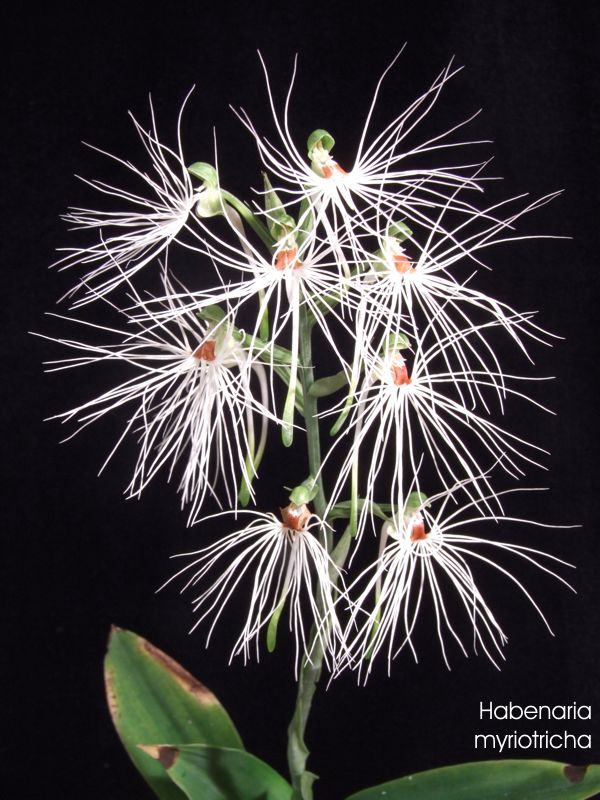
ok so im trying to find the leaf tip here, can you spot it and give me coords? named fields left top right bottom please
left=140, top=637, right=219, bottom=707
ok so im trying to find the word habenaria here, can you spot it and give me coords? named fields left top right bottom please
left=42, top=55, right=573, bottom=679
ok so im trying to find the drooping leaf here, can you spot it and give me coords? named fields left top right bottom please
left=140, top=744, right=293, bottom=800
left=104, top=628, right=243, bottom=800
left=345, top=760, right=600, bottom=800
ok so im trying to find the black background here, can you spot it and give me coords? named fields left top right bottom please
left=3, top=1, right=600, bottom=798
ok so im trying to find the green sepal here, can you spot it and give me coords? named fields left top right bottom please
left=221, top=190, right=274, bottom=249
left=365, top=606, right=382, bottom=661
left=196, top=305, right=294, bottom=366
left=197, top=304, right=226, bottom=324
left=404, top=491, right=428, bottom=515
left=238, top=476, right=251, bottom=508
left=281, top=379, right=296, bottom=447
left=263, top=173, right=296, bottom=239
left=187, top=162, right=218, bottom=188
left=328, top=499, right=389, bottom=523
left=344, top=761, right=600, bottom=800
left=140, top=744, right=293, bottom=800
left=330, top=392, right=353, bottom=436
left=266, top=594, right=287, bottom=653
left=309, top=370, right=348, bottom=398
left=289, top=476, right=318, bottom=505
left=307, top=129, right=335, bottom=157
left=238, top=445, right=261, bottom=508
left=297, top=195, right=314, bottom=247
left=384, top=332, right=411, bottom=352
left=387, top=221, right=413, bottom=241
left=104, top=628, right=243, bottom=800
left=195, top=307, right=304, bottom=416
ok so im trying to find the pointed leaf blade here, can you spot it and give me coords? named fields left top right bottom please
left=104, top=628, right=244, bottom=800
left=345, top=760, right=600, bottom=800
left=141, top=744, right=293, bottom=800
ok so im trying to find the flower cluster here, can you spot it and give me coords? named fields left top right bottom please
left=42, top=55, right=572, bottom=677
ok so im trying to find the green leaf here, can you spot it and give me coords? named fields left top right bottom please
left=140, top=744, right=293, bottom=800
left=105, top=628, right=244, bottom=800
left=309, top=370, right=348, bottom=398
left=345, top=760, right=600, bottom=800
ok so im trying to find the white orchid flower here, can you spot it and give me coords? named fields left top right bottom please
left=336, top=483, right=574, bottom=681
left=39, top=273, right=274, bottom=524
left=166, top=503, right=345, bottom=674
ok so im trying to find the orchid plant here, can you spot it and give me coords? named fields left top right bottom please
left=41, top=54, right=600, bottom=800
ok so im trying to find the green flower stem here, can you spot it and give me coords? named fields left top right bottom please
left=286, top=294, right=343, bottom=800
left=222, top=190, right=274, bottom=249
left=297, top=294, right=326, bottom=522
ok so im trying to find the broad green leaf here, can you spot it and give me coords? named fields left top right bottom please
left=345, top=760, right=600, bottom=800
left=140, top=744, right=292, bottom=800
left=105, top=628, right=243, bottom=800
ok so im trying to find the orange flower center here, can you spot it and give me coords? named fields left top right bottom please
left=280, top=502, right=311, bottom=532
left=191, top=339, right=216, bottom=361
left=393, top=253, right=414, bottom=274
left=275, top=248, right=302, bottom=271
left=391, top=359, right=411, bottom=386
left=410, top=520, right=427, bottom=541
left=322, top=161, right=347, bottom=179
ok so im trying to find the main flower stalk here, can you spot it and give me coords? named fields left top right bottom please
left=286, top=296, right=334, bottom=799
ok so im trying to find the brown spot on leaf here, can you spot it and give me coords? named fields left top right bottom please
left=564, top=765, right=588, bottom=784
left=140, top=636, right=218, bottom=705
left=138, top=744, right=179, bottom=770
left=104, top=665, right=120, bottom=721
